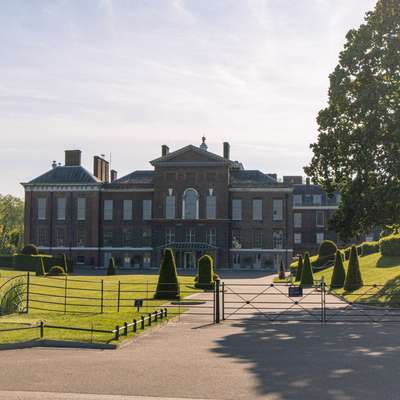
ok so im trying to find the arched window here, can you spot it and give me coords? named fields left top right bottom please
left=183, top=188, right=199, bottom=220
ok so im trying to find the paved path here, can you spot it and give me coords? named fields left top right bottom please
left=0, top=275, right=400, bottom=400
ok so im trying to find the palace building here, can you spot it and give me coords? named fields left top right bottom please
left=22, top=138, right=340, bottom=271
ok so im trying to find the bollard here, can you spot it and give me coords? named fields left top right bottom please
left=160, top=309, right=163, bottom=320
left=148, top=313, right=152, bottom=326
left=164, top=308, right=168, bottom=317
left=141, top=316, right=145, bottom=330
left=124, top=322, right=128, bottom=336
left=154, top=311, right=158, bottom=322
left=115, top=326, right=120, bottom=340
left=133, top=319, right=137, bottom=333
left=39, top=320, right=44, bottom=339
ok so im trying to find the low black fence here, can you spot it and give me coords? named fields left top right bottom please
left=0, top=308, right=168, bottom=342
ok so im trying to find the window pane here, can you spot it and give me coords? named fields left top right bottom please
left=57, top=198, right=66, bottom=220
left=232, top=199, right=242, bottom=221
left=273, top=199, right=283, bottom=221
left=183, top=189, right=198, bottom=219
left=253, top=231, right=263, bottom=248
left=38, top=198, right=46, bottom=220
left=316, top=211, right=324, bottom=227
left=104, top=200, right=113, bottom=221
left=206, top=196, right=216, bottom=219
left=294, top=213, right=302, bottom=228
left=293, top=195, right=302, bottom=206
left=273, top=230, right=283, bottom=249
left=123, top=200, right=133, bottom=221
left=165, top=196, right=175, bottom=219
left=253, top=199, right=262, bottom=221
left=77, top=198, right=86, bottom=221
left=294, top=233, right=302, bottom=244
left=143, top=200, right=152, bottom=220
left=316, top=232, right=324, bottom=244
left=313, top=194, right=322, bottom=205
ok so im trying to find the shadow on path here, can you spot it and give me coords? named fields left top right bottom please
left=212, top=316, right=400, bottom=400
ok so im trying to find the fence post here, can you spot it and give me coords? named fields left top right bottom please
left=117, top=281, right=121, bottom=313
left=148, top=312, right=152, bottom=326
left=320, top=276, right=325, bottom=324
left=115, top=325, right=120, bottom=340
left=164, top=308, right=168, bottom=318
left=215, top=279, right=220, bottom=324
left=64, top=275, right=68, bottom=314
left=39, top=320, right=44, bottom=339
left=100, top=280, right=104, bottom=314
left=154, top=310, right=158, bottom=322
left=133, top=319, right=137, bottom=333
left=124, top=322, right=128, bottom=336
left=222, top=281, right=225, bottom=321
left=26, top=272, right=30, bottom=313
left=160, top=309, right=163, bottom=320
left=141, top=316, right=145, bottom=329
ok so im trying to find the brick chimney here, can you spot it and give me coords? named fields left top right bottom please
left=162, top=145, right=169, bottom=157
left=223, top=142, right=230, bottom=159
left=110, top=169, right=118, bottom=182
left=93, top=155, right=109, bottom=182
left=65, top=150, right=81, bottom=166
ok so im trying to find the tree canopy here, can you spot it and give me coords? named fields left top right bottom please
left=304, top=0, right=400, bottom=240
left=0, top=194, right=24, bottom=253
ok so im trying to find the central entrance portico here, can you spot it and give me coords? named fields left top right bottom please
left=158, top=242, right=217, bottom=270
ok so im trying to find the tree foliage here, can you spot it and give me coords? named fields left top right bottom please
left=300, top=252, right=314, bottom=286
left=295, top=255, right=303, bottom=281
left=304, top=0, right=400, bottom=240
left=0, top=194, right=24, bottom=253
left=344, top=245, right=363, bottom=291
left=330, top=250, right=346, bottom=289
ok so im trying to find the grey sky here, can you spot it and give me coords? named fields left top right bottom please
left=0, top=0, right=376, bottom=197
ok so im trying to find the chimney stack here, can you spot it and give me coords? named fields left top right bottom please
left=162, top=145, right=169, bottom=157
left=223, top=142, right=230, bottom=159
left=110, top=169, right=118, bottom=182
left=65, top=150, right=82, bottom=166
left=93, top=155, right=109, bottom=182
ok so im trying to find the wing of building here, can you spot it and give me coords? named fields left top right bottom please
left=21, top=139, right=341, bottom=271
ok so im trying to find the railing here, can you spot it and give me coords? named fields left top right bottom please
left=0, top=308, right=168, bottom=342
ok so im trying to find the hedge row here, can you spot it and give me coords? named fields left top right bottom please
left=379, top=234, right=400, bottom=257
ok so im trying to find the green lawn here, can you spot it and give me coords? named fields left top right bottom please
left=314, top=253, right=400, bottom=305
left=0, top=270, right=199, bottom=344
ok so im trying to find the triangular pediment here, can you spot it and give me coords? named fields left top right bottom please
left=150, top=145, right=232, bottom=166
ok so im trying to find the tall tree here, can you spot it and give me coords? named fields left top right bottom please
left=0, top=194, right=24, bottom=253
left=304, top=0, right=400, bottom=240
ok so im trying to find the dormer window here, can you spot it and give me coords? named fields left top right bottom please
left=183, top=188, right=199, bottom=220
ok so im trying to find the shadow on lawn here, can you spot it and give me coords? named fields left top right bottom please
left=376, top=256, right=400, bottom=268
left=212, top=316, right=400, bottom=400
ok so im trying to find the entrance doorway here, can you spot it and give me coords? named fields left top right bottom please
left=183, top=252, right=196, bottom=270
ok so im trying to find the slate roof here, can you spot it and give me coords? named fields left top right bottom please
left=27, top=166, right=99, bottom=185
left=230, top=170, right=278, bottom=186
left=112, top=170, right=154, bottom=185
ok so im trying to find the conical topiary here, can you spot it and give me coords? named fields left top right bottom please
left=344, top=245, right=363, bottom=291
left=154, top=248, right=180, bottom=299
left=330, top=250, right=346, bottom=289
left=300, top=252, right=314, bottom=286
left=295, top=255, right=303, bottom=281
left=195, top=255, right=215, bottom=290
left=107, top=257, right=116, bottom=275
left=278, top=259, right=286, bottom=280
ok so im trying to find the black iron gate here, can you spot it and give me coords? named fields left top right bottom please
left=213, top=280, right=400, bottom=324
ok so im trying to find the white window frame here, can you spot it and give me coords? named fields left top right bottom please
left=165, top=195, right=176, bottom=219
left=57, top=197, right=66, bottom=221
left=294, top=213, right=302, bottom=228
left=316, top=232, right=324, bottom=244
left=316, top=210, right=325, bottom=227
left=273, top=230, right=283, bottom=249
left=294, top=233, right=302, bottom=244
left=37, top=198, right=46, bottom=220
left=165, top=228, right=175, bottom=244
left=77, top=197, right=86, bottom=221
left=273, top=199, right=283, bottom=221
left=104, top=200, right=113, bottom=221
left=293, top=195, right=302, bottom=206
left=123, top=200, right=133, bottom=221
left=252, top=199, right=263, bottom=221
left=182, top=188, right=199, bottom=220
left=206, top=228, right=216, bottom=246
left=143, top=199, right=152, bottom=221
left=232, top=199, right=242, bottom=221
left=206, top=195, right=216, bottom=219
left=313, top=194, right=322, bottom=205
